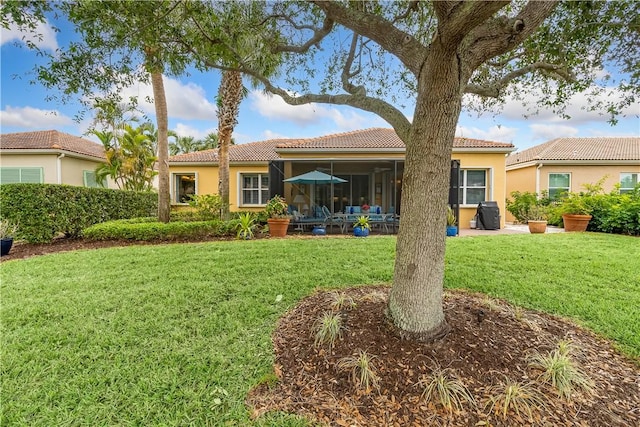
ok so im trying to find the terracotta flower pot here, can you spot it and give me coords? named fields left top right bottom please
left=267, top=218, right=290, bottom=238
left=527, top=220, right=547, bottom=234
left=562, top=214, right=592, bottom=232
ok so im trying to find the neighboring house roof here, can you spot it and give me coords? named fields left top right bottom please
left=507, top=137, right=640, bottom=167
left=1, top=130, right=106, bottom=160
left=169, top=128, right=514, bottom=164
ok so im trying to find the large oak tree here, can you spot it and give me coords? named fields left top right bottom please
left=182, top=0, right=638, bottom=339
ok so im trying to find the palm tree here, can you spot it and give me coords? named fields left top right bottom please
left=216, top=70, right=244, bottom=220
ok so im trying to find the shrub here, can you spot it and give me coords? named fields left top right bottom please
left=337, top=350, right=380, bottom=393
left=0, top=184, right=157, bottom=243
left=486, top=378, right=545, bottom=420
left=506, top=191, right=552, bottom=223
left=83, top=218, right=235, bottom=241
left=313, top=312, right=344, bottom=348
left=417, top=367, right=476, bottom=413
left=188, top=194, right=228, bottom=220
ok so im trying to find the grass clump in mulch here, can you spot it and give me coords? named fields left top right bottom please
left=248, top=286, right=640, bottom=426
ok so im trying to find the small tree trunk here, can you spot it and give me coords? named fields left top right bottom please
left=150, top=71, right=171, bottom=223
left=387, top=43, right=463, bottom=340
left=217, top=70, right=243, bottom=220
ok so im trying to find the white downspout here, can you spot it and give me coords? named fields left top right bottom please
left=57, top=153, right=65, bottom=184
left=535, top=163, right=543, bottom=195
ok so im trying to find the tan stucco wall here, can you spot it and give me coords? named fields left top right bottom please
left=0, top=153, right=111, bottom=187
left=505, top=163, right=640, bottom=222
left=0, top=153, right=57, bottom=183
left=60, top=156, right=110, bottom=187
left=539, top=165, right=640, bottom=193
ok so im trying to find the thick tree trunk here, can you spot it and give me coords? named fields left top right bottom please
left=387, top=42, right=463, bottom=340
left=150, top=71, right=171, bottom=223
left=217, top=71, right=243, bottom=220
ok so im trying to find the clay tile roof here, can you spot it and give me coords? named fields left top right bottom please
left=1, top=130, right=106, bottom=160
left=169, top=128, right=513, bottom=163
left=169, top=138, right=284, bottom=163
left=276, top=128, right=514, bottom=150
left=507, top=137, right=640, bottom=166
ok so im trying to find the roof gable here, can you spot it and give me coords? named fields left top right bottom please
left=1, top=130, right=106, bottom=160
left=507, top=137, right=640, bottom=166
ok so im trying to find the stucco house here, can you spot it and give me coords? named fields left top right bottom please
left=0, top=130, right=112, bottom=188
left=506, top=136, right=639, bottom=195
left=506, top=137, right=640, bottom=222
left=169, top=128, right=515, bottom=229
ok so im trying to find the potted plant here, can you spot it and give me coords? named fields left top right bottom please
left=446, top=206, right=457, bottom=237
left=265, top=195, right=291, bottom=238
left=234, top=212, right=256, bottom=240
left=557, top=192, right=592, bottom=232
left=525, top=205, right=548, bottom=234
left=353, top=216, right=370, bottom=237
left=361, top=203, right=370, bottom=214
left=0, top=219, right=18, bottom=256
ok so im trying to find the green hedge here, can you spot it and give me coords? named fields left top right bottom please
left=585, top=189, right=640, bottom=235
left=0, top=184, right=157, bottom=243
left=83, top=219, right=235, bottom=241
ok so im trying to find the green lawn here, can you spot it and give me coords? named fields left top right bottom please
left=1, top=233, right=638, bottom=425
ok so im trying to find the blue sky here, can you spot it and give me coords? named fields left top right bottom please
left=1, top=15, right=638, bottom=151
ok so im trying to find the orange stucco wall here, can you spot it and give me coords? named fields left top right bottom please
left=454, top=152, right=509, bottom=229
left=171, top=150, right=511, bottom=229
left=170, top=164, right=269, bottom=213
left=505, top=165, right=537, bottom=222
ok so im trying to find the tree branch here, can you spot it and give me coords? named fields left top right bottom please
left=464, top=62, right=575, bottom=97
left=252, top=72, right=412, bottom=141
left=464, top=1, right=560, bottom=72
left=438, top=1, right=510, bottom=45
left=272, top=16, right=334, bottom=53
left=313, top=1, right=425, bottom=76
left=341, top=33, right=362, bottom=95
left=392, top=1, right=419, bottom=24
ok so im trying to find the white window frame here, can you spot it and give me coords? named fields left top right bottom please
left=459, top=169, right=489, bottom=206
left=172, top=172, right=198, bottom=204
left=239, top=173, right=270, bottom=207
left=548, top=173, right=571, bottom=199
left=620, top=173, right=639, bottom=194
left=0, top=167, right=44, bottom=184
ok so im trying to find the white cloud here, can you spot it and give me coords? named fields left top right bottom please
left=249, top=91, right=374, bottom=131
left=456, top=124, right=518, bottom=142
left=529, top=124, right=579, bottom=141
left=119, top=76, right=217, bottom=121
left=493, top=85, right=637, bottom=124
left=262, top=129, right=289, bottom=140
left=173, top=123, right=217, bottom=139
left=1, top=19, right=58, bottom=51
left=0, top=105, right=72, bottom=128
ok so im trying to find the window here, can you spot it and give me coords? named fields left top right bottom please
left=459, top=169, right=487, bottom=205
left=620, top=173, right=639, bottom=194
left=0, top=167, right=43, bottom=184
left=241, top=173, right=269, bottom=205
left=174, top=173, right=196, bottom=203
left=548, top=173, right=570, bottom=199
left=83, top=170, right=105, bottom=188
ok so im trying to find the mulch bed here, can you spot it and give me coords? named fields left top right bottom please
left=248, top=286, right=640, bottom=426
